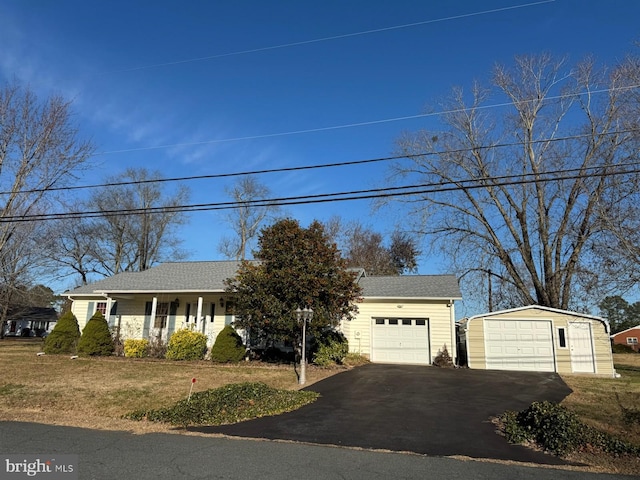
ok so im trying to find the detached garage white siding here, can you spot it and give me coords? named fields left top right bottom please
left=484, top=319, right=555, bottom=372
left=461, top=305, right=615, bottom=377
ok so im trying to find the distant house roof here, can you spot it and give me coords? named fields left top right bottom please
left=611, top=325, right=640, bottom=337
left=64, top=261, right=461, bottom=300
left=7, top=307, right=58, bottom=322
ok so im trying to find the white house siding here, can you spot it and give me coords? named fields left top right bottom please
left=70, top=294, right=232, bottom=348
left=343, top=299, right=455, bottom=364
left=464, top=306, right=614, bottom=377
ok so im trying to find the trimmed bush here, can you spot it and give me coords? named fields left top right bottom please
left=166, top=329, right=208, bottom=361
left=124, top=339, right=149, bottom=358
left=77, top=311, right=115, bottom=356
left=312, top=330, right=348, bottom=366
left=43, top=310, right=80, bottom=354
left=210, top=325, right=245, bottom=363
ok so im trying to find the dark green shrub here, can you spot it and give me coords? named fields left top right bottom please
left=612, top=343, right=636, bottom=354
left=166, top=329, right=208, bottom=360
left=499, top=410, right=530, bottom=444
left=516, top=401, right=584, bottom=455
left=77, top=311, right=115, bottom=356
left=500, top=401, right=640, bottom=457
left=311, top=330, right=348, bottom=366
left=124, top=382, right=318, bottom=427
left=43, top=310, right=80, bottom=354
left=210, top=325, right=245, bottom=363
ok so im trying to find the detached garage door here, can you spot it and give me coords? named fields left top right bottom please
left=484, top=319, right=555, bottom=372
left=371, top=318, right=430, bottom=365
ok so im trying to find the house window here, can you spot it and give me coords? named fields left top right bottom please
left=154, top=302, right=169, bottom=329
left=557, top=327, right=567, bottom=348
left=627, top=337, right=638, bottom=345
left=96, top=302, right=107, bottom=316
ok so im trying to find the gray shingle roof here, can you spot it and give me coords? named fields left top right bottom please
left=358, top=275, right=461, bottom=299
left=65, top=261, right=461, bottom=300
left=65, top=261, right=242, bottom=295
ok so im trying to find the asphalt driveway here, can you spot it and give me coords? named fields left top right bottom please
left=190, top=364, right=573, bottom=464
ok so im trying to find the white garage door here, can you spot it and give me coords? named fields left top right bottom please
left=484, top=319, right=555, bottom=372
left=371, top=318, right=430, bottom=365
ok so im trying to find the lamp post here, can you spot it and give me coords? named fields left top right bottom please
left=296, top=307, right=313, bottom=385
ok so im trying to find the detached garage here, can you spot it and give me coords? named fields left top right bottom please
left=458, top=305, right=615, bottom=377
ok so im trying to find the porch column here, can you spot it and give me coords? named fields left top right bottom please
left=150, top=296, right=158, bottom=339
left=196, top=297, right=203, bottom=331
left=449, top=300, right=457, bottom=364
left=105, top=297, right=113, bottom=327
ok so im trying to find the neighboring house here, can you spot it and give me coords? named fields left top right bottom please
left=63, top=261, right=462, bottom=365
left=3, top=307, right=58, bottom=337
left=458, top=305, right=615, bottom=377
left=611, top=325, right=640, bottom=352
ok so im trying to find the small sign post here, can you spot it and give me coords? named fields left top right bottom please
left=188, top=377, right=196, bottom=401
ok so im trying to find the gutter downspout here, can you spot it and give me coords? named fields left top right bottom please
left=449, top=299, right=457, bottom=365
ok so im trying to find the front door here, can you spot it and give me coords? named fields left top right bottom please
left=569, top=322, right=595, bottom=373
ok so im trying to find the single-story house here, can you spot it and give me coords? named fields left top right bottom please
left=458, top=305, right=615, bottom=377
left=3, top=307, right=58, bottom=337
left=63, top=261, right=462, bottom=365
left=611, top=325, right=640, bottom=352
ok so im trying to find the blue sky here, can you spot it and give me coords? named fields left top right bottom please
left=1, top=0, right=639, bottom=303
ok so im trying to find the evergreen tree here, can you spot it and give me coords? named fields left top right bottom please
left=209, top=325, right=246, bottom=363
left=77, top=311, right=114, bottom=356
left=43, top=310, right=80, bottom=354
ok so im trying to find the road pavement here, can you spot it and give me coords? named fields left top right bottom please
left=0, top=422, right=631, bottom=479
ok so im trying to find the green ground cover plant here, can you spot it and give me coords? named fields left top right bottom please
left=125, top=382, right=318, bottom=427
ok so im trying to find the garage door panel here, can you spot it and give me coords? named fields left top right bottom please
left=484, top=319, right=555, bottom=372
left=372, top=318, right=430, bottom=365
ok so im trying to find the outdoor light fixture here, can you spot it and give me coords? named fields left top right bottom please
left=219, top=297, right=225, bottom=308
left=295, top=307, right=314, bottom=385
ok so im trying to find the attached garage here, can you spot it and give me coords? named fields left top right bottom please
left=371, top=318, right=430, bottom=364
left=341, top=274, right=462, bottom=365
left=458, top=305, right=615, bottom=377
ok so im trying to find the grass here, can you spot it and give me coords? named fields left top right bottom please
left=0, top=339, right=339, bottom=433
left=553, top=353, right=640, bottom=475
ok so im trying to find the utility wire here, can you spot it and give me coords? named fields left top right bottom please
left=95, top=83, right=640, bottom=156
left=97, top=1, right=554, bottom=75
left=4, top=127, right=639, bottom=197
left=3, top=161, right=639, bottom=223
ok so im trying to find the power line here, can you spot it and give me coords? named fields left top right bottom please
left=96, top=1, right=555, bottom=75
left=95, top=83, right=640, bottom=156
left=5, top=127, right=639, bottom=197
left=3, top=161, right=639, bottom=223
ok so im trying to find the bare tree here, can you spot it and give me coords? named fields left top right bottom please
left=0, top=83, right=93, bottom=336
left=324, top=217, right=420, bottom=275
left=84, top=168, right=190, bottom=276
left=392, top=54, right=640, bottom=311
left=218, top=176, right=279, bottom=260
